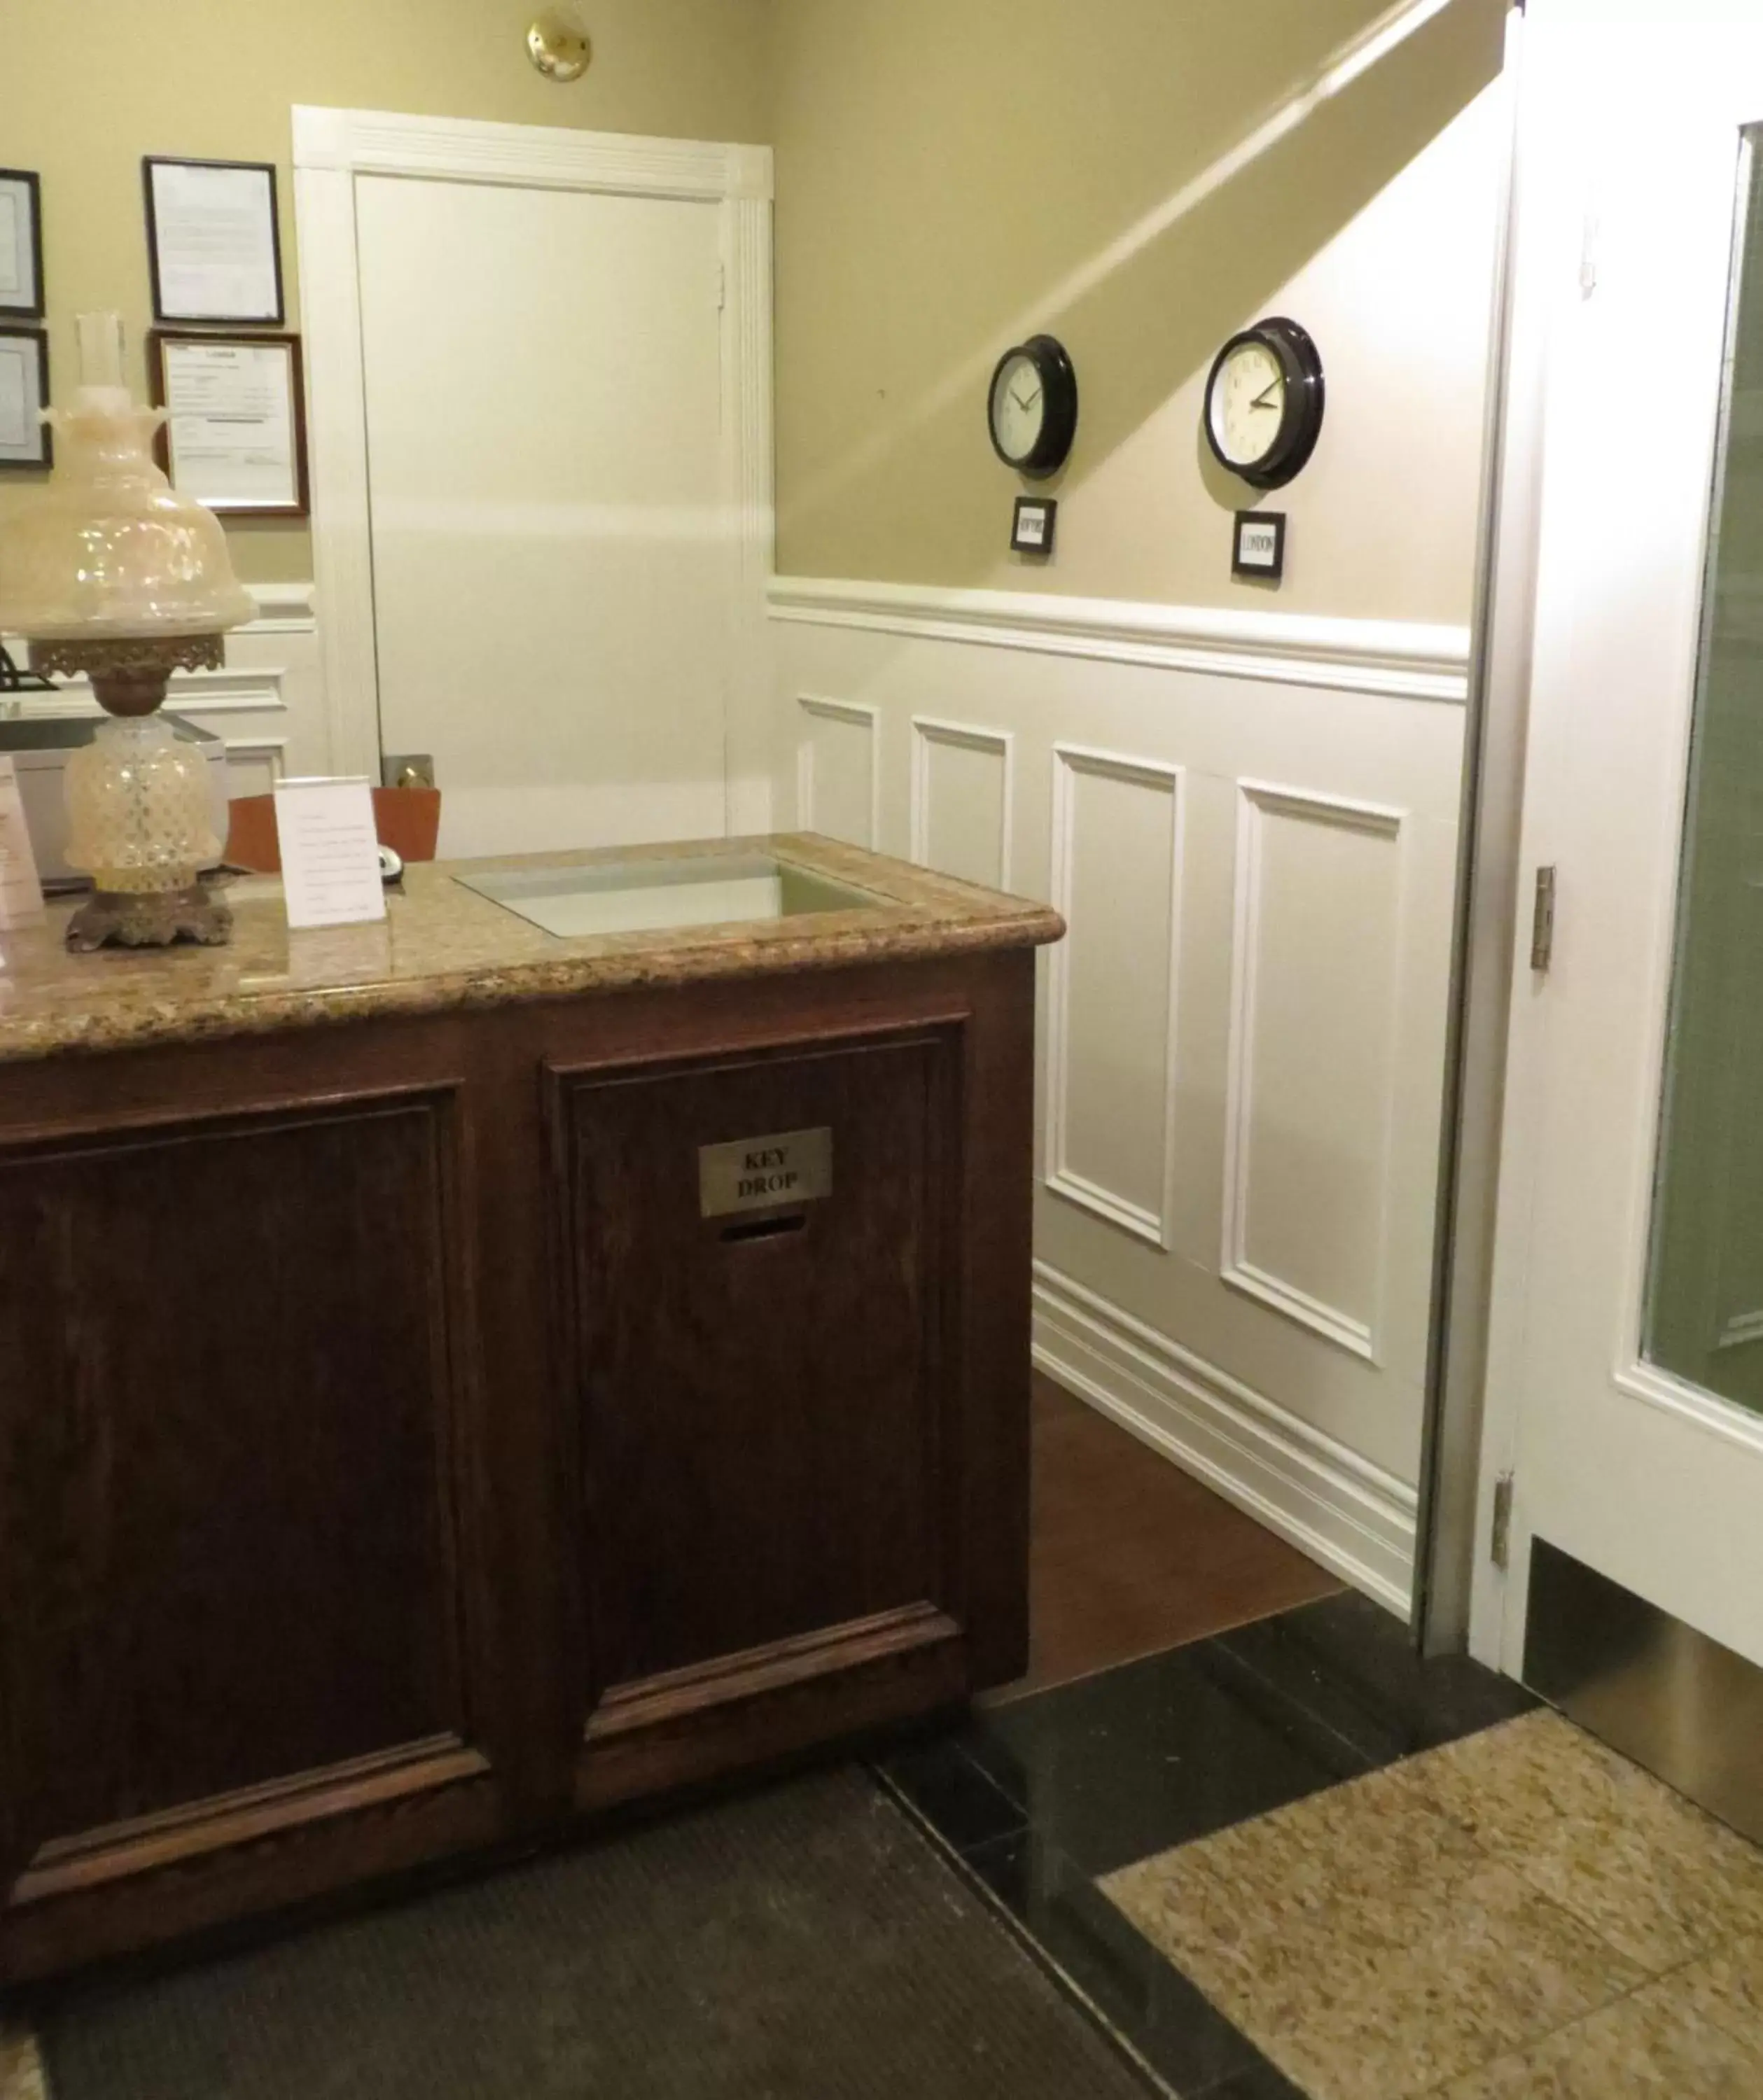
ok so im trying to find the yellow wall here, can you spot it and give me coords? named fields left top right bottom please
left=7, top=0, right=1508, bottom=622
left=767, top=0, right=1509, bottom=622
left=0, top=0, right=770, bottom=581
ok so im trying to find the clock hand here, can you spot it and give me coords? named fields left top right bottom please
left=1010, top=387, right=1034, bottom=412
left=1250, top=382, right=1281, bottom=410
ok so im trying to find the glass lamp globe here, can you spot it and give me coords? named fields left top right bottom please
left=0, top=312, right=253, bottom=949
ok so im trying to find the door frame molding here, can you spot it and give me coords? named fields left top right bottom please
left=291, top=107, right=775, bottom=822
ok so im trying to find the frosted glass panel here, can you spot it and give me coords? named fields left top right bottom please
left=1645, top=130, right=1763, bottom=1410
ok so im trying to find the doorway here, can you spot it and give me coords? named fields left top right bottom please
left=1470, top=2, right=1763, bottom=1825
left=291, top=107, right=774, bottom=858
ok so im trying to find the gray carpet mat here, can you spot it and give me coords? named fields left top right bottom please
left=36, top=1768, right=1153, bottom=2099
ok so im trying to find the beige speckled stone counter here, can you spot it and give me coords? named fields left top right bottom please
left=0, top=833, right=1064, bottom=1065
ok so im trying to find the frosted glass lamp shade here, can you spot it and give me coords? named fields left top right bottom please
left=0, top=314, right=249, bottom=947
left=0, top=396, right=253, bottom=642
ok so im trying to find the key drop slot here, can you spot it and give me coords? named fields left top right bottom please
left=720, top=1212, right=808, bottom=1247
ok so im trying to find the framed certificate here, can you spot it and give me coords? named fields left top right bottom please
left=0, top=170, right=43, bottom=320
left=148, top=330, right=307, bottom=517
left=143, top=157, right=284, bottom=326
left=0, top=328, right=50, bottom=470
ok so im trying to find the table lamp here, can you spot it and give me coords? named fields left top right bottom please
left=0, top=312, right=253, bottom=949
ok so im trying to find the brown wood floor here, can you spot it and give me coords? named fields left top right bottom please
left=991, top=1375, right=1342, bottom=1702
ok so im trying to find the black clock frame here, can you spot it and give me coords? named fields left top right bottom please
left=987, top=334, right=1078, bottom=479
left=1204, top=316, right=1325, bottom=491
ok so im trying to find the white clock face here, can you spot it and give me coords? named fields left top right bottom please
left=991, top=352, right=1046, bottom=463
left=1210, top=338, right=1286, bottom=469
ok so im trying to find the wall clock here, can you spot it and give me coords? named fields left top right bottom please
left=1203, top=316, right=1324, bottom=490
left=987, top=335, right=1078, bottom=479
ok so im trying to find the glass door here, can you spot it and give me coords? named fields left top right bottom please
left=1646, top=129, right=1763, bottom=1415
left=1485, top=5, right=1763, bottom=1689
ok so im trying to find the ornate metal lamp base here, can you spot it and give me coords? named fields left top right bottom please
left=66, top=881, right=233, bottom=953
left=29, top=631, right=223, bottom=714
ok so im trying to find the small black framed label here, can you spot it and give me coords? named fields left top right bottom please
left=1232, top=510, right=1285, bottom=582
left=1012, top=496, right=1057, bottom=557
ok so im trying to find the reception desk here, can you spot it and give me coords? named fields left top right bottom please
left=0, top=836, right=1061, bottom=1981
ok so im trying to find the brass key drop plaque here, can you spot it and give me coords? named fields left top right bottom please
left=699, top=1126, right=833, bottom=1218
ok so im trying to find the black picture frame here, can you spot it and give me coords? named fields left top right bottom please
left=148, top=328, right=309, bottom=517
left=0, top=169, right=45, bottom=320
left=987, top=333, right=1079, bottom=479
left=1204, top=316, right=1325, bottom=491
left=143, top=156, right=284, bottom=326
left=1011, top=496, right=1057, bottom=557
left=0, top=327, right=52, bottom=470
left=1232, top=510, right=1286, bottom=583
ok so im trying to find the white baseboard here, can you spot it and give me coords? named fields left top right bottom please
left=1032, top=1261, right=1417, bottom=1616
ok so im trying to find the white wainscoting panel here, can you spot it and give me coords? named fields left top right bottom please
left=795, top=696, right=878, bottom=848
left=1045, top=745, right=1183, bottom=1249
left=1223, top=781, right=1406, bottom=1362
left=769, top=578, right=1468, bottom=1610
left=222, top=739, right=291, bottom=798
left=910, top=716, right=1012, bottom=888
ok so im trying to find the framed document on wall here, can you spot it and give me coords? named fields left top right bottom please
left=0, top=170, right=43, bottom=319
left=0, top=328, right=51, bottom=469
left=148, top=330, right=307, bottom=516
left=143, top=157, right=284, bottom=326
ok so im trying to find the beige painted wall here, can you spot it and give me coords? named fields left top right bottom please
left=768, top=0, right=1509, bottom=622
left=0, top=0, right=769, bottom=581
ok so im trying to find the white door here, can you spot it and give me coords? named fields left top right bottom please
left=354, top=175, right=732, bottom=858
left=1484, top=4, right=1763, bottom=1673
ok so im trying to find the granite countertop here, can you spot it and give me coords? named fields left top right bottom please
left=0, top=833, right=1064, bottom=1065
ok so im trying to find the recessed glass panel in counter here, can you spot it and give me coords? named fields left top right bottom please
left=455, top=853, right=888, bottom=940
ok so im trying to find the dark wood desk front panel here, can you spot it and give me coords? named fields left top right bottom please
left=0, top=948, right=1035, bottom=1979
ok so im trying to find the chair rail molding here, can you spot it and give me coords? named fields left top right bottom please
left=293, top=108, right=774, bottom=786
left=769, top=577, right=1472, bottom=705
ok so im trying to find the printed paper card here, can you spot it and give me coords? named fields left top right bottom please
left=273, top=777, right=386, bottom=930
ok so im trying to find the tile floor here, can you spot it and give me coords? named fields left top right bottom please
left=1106, top=1710, right=1763, bottom=2097
left=881, top=1590, right=1763, bottom=2096
left=8, top=1558, right=1762, bottom=2096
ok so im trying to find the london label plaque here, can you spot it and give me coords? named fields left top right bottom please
left=699, top=1126, right=833, bottom=1218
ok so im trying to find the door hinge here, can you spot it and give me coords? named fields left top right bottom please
left=1491, top=1472, right=1516, bottom=1570
left=716, top=261, right=727, bottom=312
left=1580, top=210, right=1600, bottom=298
left=1530, top=865, right=1557, bottom=973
